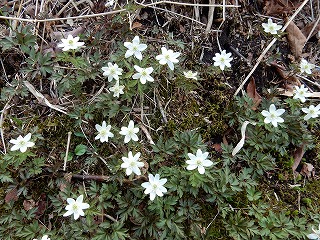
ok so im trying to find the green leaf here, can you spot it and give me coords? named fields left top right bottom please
left=75, top=144, right=87, bottom=156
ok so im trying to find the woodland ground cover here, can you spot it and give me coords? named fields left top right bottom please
left=0, top=0, right=320, bottom=239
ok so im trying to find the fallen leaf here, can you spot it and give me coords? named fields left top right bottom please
left=213, top=143, right=223, bottom=153
left=246, top=78, right=262, bottom=110
left=286, top=19, right=307, bottom=58
left=5, top=187, right=18, bottom=203
left=23, top=199, right=35, bottom=211
left=300, top=163, right=315, bottom=178
left=270, top=61, right=300, bottom=85
left=263, top=0, right=299, bottom=16
left=301, top=21, right=320, bottom=39
left=292, top=144, right=305, bottom=172
left=132, top=21, right=142, bottom=29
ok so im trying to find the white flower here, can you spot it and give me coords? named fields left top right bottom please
left=33, top=235, right=50, bottom=240
left=109, top=82, right=125, bottom=97
left=95, top=121, right=114, bottom=143
left=119, top=120, right=139, bottom=143
left=121, top=151, right=144, bottom=176
left=262, top=19, right=282, bottom=34
left=300, top=59, right=315, bottom=74
left=186, top=149, right=213, bottom=174
left=293, top=85, right=312, bottom=103
left=101, top=63, right=123, bottom=82
left=10, top=133, right=35, bottom=153
left=302, top=105, right=320, bottom=121
left=212, top=50, right=233, bottom=71
left=261, top=104, right=285, bottom=127
left=155, top=47, right=180, bottom=70
left=57, top=34, right=85, bottom=51
left=141, top=174, right=167, bottom=201
left=307, top=224, right=320, bottom=239
left=63, top=195, right=90, bottom=220
left=124, top=36, right=147, bottom=60
left=105, top=0, right=115, bottom=7
left=183, top=70, right=198, bottom=80
left=132, top=65, right=154, bottom=84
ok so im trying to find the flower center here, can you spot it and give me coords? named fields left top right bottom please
left=141, top=70, right=147, bottom=76
left=110, top=68, right=116, bottom=74
left=270, top=113, right=276, bottom=119
left=310, top=109, right=315, bottom=114
left=19, top=140, right=26, bottom=146
left=164, top=54, right=170, bottom=60
left=100, top=129, right=107, bottom=136
left=129, top=161, right=136, bottom=167
left=128, top=129, right=134, bottom=135
left=72, top=204, right=79, bottom=211
left=220, top=57, right=225, bottom=63
left=269, top=26, right=274, bottom=31
left=196, top=159, right=202, bottom=166
left=152, top=184, right=158, bottom=190
left=68, top=40, right=74, bottom=44
left=133, top=45, right=138, bottom=51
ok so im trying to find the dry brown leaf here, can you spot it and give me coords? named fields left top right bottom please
left=270, top=61, right=300, bottom=85
left=23, top=199, right=36, bottom=211
left=5, top=187, right=18, bottom=203
left=246, top=78, right=262, bottom=110
left=292, top=144, right=305, bottom=172
left=213, top=143, right=223, bottom=153
left=286, top=20, right=307, bottom=58
left=132, top=21, right=142, bottom=29
left=301, top=21, right=320, bottom=39
left=263, top=0, right=299, bottom=16
left=300, top=163, right=315, bottom=178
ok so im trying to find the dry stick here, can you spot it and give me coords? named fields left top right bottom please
left=63, top=132, right=72, bottom=171
left=234, top=0, right=310, bottom=96
left=205, top=0, right=215, bottom=34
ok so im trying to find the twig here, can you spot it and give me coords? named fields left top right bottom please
left=234, top=0, right=311, bottom=96
left=205, top=0, right=215, bottom=34
left=63, top=132, right=72, bottom=171
left=155, top=88, right=168, bottom=123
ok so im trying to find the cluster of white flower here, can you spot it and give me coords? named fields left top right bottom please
left=261, top=84, right=320, bottom=127
left=95, top=120, right=139, bottom=144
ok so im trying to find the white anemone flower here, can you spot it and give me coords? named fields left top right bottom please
left=212, top=50, right=233, bottom=71
left=95, top=121, right=114, bottom=143
left=302, top=105, right=320, bottom=121
left=63, top=195, right=90, bottom=220
left=119, top=120, right=139, bottom=143
left=101, top=63, right=123, bottom=82
left=261, top=104, right=285, bottom=127
left=105, top=0, right=115, bottom=7
left=293, top=85, right=312, bottom=103
left=141, top=174, right=167, bottom=201
left=121, top=151, right=144, bottom=176
left=300, top=59, right=315, bottom=74
left=156, top=47, right=180, bottom=70
left=262, top=19, right=282, bottom=35
left=124, top=36, right=147, bottom=60
left=10, top=133, right=35, bottom=153
left=186, top=149, right=213, bottom=174
left=183, top=70, right=198, bottom=80
left=109, top=82, right=125, bottom=97
left=132, top=65, right=154, bottom=84
left=33, top=235, right=50, bottom=240
left=57, top=34, right=85, bottom=51
left=307, top=224, right=320, bottom=239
